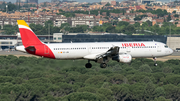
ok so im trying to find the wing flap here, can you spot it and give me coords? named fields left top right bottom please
left=84, top=46, right=120, bottom=61
left=97, top=46, right=120, bottom=59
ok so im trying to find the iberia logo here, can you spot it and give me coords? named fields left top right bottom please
left=122, top=43, right=145, bottom=47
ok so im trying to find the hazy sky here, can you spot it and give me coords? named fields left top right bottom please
left=1, top=0, right=173, bottom=3
left=3, top=0, right=125, bottom=3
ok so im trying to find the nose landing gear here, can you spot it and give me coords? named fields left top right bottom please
left=153, top=57, right=157, bottom=66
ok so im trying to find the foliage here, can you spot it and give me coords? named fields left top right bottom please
left=136, top=9, right=168, bottom=17
left=2, top=25, right=18, bottom=35
left=174, top=14, right=179, bottom=18
left=134, top=15, right=148, bottom=21
left=57, top=9, right=123, bottom=16
left=0, top=2, right=18, bottom=12
left=105, top=3, right=111, bottom=6
left=167, top=14, right=172, bottom=22
left=0, top=56, right=179, bottom=100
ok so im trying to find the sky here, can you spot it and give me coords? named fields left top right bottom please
left=2, top=0, right=122, bottom=3
left=1, top=0, right=174, bottom=3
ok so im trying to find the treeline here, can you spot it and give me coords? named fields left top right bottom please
left=58, top=9, right=169, bottom=18
left=0, top=55, right=180, bottom=100
left=92, top=21, right=180, bottom=35
left=57, top=9, right=124, bottom=17
left=2, top=20, right=180, bottom=35
left=136, top=9, right=168, bottom=17
left=0, top=2, right=17, bottom=12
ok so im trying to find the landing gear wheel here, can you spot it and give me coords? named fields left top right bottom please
left=85, top=63, right=92, bottom=68
left=154, top=63, right=158, bottom=66
left=153, top=57, right=157, bottom=66
left=100, top=63, right=107, bottom=68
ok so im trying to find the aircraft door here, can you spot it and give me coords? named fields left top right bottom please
left=88, top=45, right=92, bottom=53
left=157, top=45, right=161, bottom=52
left=126, top=46, right=131, bottom=52
left=44, top=45, right=49, bottom=54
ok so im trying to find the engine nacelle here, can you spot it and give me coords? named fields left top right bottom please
left=112, top=54, right=132, bottom=63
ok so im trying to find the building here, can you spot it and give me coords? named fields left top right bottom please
left=62, top=34, right=167, bottom=43
left=137, top=0, right=155, bottom=4
left=51, top=0, right=59, bottom=3
left=54, top=16, right=69, bottom=27
left=0, top=13, right=109, bottom=28
left=28, top=0, right=38, bottom=3
left=111, top=1, right=116, bottom=6
left=16, top=0, right=27, bottom=3
left=101, top=0, right=116, bottom=4
left=71, top=17, right=98, bottom=27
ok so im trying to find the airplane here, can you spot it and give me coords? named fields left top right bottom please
left=15, top=20, right=173, bottom=68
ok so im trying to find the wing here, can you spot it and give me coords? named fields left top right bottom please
left=96, top=46, right=119, bottom=59
left=83, top=46, right=120, bottom=63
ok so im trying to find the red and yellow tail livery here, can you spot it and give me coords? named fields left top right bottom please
left=17, top=20, right=55, bottom=59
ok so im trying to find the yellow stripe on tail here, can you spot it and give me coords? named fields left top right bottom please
left=17, top=20, right=30, bottom=28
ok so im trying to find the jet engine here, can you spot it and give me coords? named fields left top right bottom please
left=112, top=54, right=132, bottom=63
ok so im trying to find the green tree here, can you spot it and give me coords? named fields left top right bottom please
left=139, top=64, right=152, bottom=73
left=155, top=87, right=166, bottom=98
left=134, top=22, right=140, bottom=27
left=167, top=14, right=172, bottom=22
left=62, top=92, right=105, bottom=101
left=106, top=26, right=116, bottom=33
left=77, top=87, right=97, bottom=93
left=163, top=84, right=179, bottom=100
left=125, top=25, right=135, bottom=35
left=117, top=21, right=129, bottom=27
left=105, top=2, right=111, bottom=6
left=174, top=14, right=179, bottom=18
left=144, top=82, right=155, bottom=100
left=173, top=10, right=176, bottom=13
left=97, top=88, right=113, bottom=100
left=5, top=2, right=17, bottom=12
left=134, top=16, right=142, bottom=21
left=110, top=84, right=130, bottom=101
left=146, top=20, right=152, bottom=26
left=154, top=96, right=171, bottom=101
left=85, top=75, right=107, bottom=88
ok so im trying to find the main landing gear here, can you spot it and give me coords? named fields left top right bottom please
left=85, top=60, right=92, bottom=68
left=153, top=57, right=157, bottom=66
left=85, top=63, right=92, bottom=68
left=85, top=60, right=107, bottom=68
left=100, top=63, right=107, bottom=68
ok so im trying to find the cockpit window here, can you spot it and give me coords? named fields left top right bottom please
left=164, top=45, right=168, bottom=48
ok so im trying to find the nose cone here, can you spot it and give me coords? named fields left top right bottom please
left=169, top=48, right=173, bottom=55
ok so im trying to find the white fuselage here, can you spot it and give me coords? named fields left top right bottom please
left=45, top=41, right=173, bottom=60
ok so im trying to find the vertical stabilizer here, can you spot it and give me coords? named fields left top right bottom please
left=17, top=20, right=43, bottom=47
